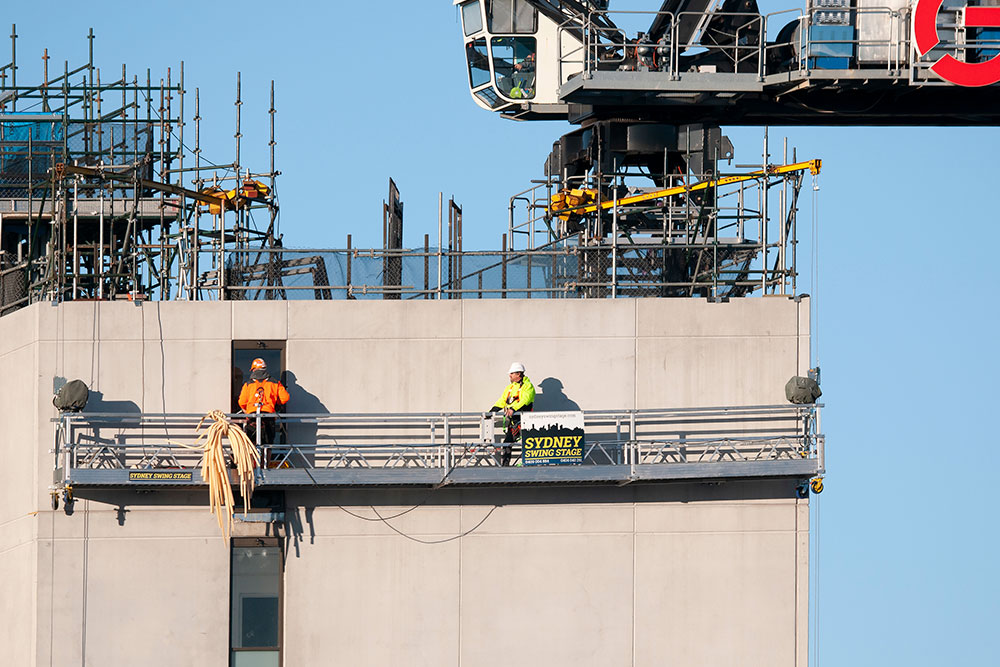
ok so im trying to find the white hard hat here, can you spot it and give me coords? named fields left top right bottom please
left=508, top=362, right=526, bottom=374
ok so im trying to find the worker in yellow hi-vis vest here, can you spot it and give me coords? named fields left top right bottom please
left=488, top=362, right=535, bottom=467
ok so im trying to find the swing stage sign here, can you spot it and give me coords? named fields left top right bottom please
left=521, top=412, right=586, bottom=466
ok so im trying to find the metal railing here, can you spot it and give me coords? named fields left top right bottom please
left=53, top=404, right=824, bottom=485
left=560, top=6, right=988, bottom=82
left=506, top=162, right=806, bottom=298
left=198, top=149, right=810, bottom=303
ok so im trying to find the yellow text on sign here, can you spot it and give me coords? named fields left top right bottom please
left=523, top=435, right=584, bottom=450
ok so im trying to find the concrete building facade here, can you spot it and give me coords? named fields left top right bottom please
left=1, top=297, right=815, bottom=666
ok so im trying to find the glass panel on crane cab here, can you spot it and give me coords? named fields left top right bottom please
left=461, top=1, right=483, bottom=36
left=491, top=37, right=536, bottom=99
left=486, top=0, right=537, bottom=34
left=466, top=38, right=491, bottom=88
left=474, top=86, right=506, bottom=109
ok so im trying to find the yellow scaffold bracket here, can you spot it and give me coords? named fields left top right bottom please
left=199, top=179, right=272, bottom=216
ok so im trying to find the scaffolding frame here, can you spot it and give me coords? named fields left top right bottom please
left=0, top=26, right=820, bottom=316
left=0, top=26, right=282, bottom=313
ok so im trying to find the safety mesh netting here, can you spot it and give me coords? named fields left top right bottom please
left=224, top=239, right=761, bottom=300
left=227, top=247, right=582, bottom=300
left=0, top=119, right=155, bottom=197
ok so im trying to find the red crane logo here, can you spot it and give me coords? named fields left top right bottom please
left=914, top=0, right=1000, bottom=86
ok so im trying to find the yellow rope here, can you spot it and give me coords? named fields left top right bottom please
left=182, top=410, right=261, bottom=542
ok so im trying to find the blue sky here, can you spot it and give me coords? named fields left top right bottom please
left=7, top=2, right=1000, bottom=664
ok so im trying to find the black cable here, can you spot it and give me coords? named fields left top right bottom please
left=335, top=489, right=438, bottom=522
left=369, top=504, right=499, bottom=545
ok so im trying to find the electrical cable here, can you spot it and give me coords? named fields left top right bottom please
left=369, top=504, right=499, bottom=545
left=787, top=91, right=889, bottom=116
left=336, top=498, right=432, bottom=522
left=333, top=482, right=458, bottom=522
left=332, top=486, right=500, bottom=544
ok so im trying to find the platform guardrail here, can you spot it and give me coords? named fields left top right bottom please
left=53, top=404, right=824, bottom=488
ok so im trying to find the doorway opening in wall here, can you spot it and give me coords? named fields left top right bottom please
left=230, top=537, right=283, bottom=667
left=232, top=341, right=286, bottom=413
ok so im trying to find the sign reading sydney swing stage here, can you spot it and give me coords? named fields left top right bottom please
left=128, top=471, right=194, bottom=481
left=521, top=411, right=585, bottom=466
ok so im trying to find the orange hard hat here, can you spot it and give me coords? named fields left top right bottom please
left=251, top=358, right=267, bottom=371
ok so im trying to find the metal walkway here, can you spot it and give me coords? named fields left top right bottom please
left=53, top=404, right=824, bottom=489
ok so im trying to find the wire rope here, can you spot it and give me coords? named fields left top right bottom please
left=812, top=491, right=821, bottom=667
left=809, top=171, right=822, bottom=667
left=811, top=173, right=820, bottom=369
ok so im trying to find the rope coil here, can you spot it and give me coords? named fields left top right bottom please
left=180, top=410, right=261, bottom=541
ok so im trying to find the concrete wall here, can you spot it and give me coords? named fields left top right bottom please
left=24, top=297, right=810, bottom=423
left=4, top=297, right=811, bottom=666
left=282, top=483, right=809, bottom=667
left=0, top=304, right=41, bottom=666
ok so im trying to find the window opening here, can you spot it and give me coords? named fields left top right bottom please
left=230, top=538, right=282, bottom=667
left=491, top=37, right=537, bottom=99
left=232, top=341, right=285, bottom=414
left=466, top=38, right=491, bottom=88
left=486, top=0, right=537, bottom=34
left=461, top=1, right=483, bottom=36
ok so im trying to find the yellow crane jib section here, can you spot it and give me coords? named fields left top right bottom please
left=548, top=159, right=822, bottom=221
left=199, top=179, right=272, bottom=215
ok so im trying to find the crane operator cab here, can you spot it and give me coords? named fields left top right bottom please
left=457, top=0, right=583, bottom=118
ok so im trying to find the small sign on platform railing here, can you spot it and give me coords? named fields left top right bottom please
left=521, top=411, right=585, bottom=466
left=128, top=471, right=194, bottom=482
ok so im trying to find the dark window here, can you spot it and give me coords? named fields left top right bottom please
left=486, top=0, right=537, bottom=34
left=466, top=38, right=492, bottom=89
left=232, top=340, right=285, bottom=413
left=230, top=538, right=282, bottom=667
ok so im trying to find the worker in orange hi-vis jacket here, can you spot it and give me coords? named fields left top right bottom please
left=238, top=358, right=290, bottom=449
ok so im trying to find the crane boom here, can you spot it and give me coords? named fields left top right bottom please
left=550, top=159, right=821, bottom=218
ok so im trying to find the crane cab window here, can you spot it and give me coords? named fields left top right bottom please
left=461, top=1, right=483, bottom=36
left=466, top=38, right=492, bottom=88
left=475, top=86, right=505, bottom=109
left=491, top=37, right=536, bottom=99
left=486, top=0, right=537, bottom=34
